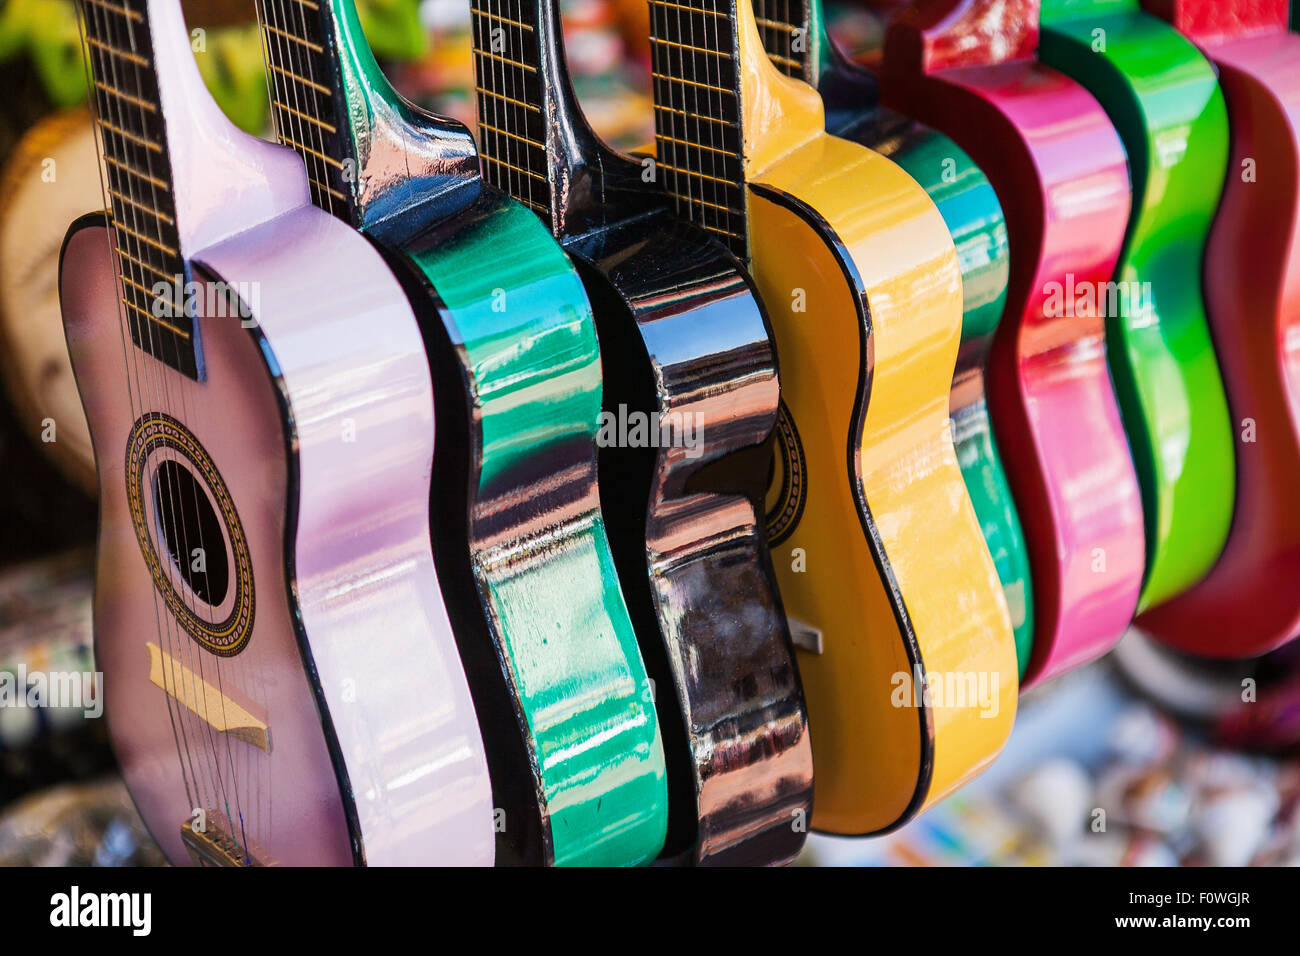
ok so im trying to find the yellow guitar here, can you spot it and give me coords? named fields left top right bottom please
left=648, top=0, right=1018, bottom=833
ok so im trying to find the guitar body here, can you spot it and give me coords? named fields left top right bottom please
left=883, top=0, right=1146, bottom=686
left=1137, top=0, right=1300, bottom=655
left=61, top=207, right=495, bottom=865
left=1039, top=0, right=1235, bottom=612
left=467, top=0, right=811, bottom=865
left=755, top=4, right=1034, bottom=674
left=256, top=0, right=669, bottom=866
left=387, top=195, right=669, bottom=868
left=60, top=0, right=493, bottom=866
left=567, top=210, right=812, bottom=865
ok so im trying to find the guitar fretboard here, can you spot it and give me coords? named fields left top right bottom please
left=753, top=0, right=809, bottom=80
left=469, top=0, right=551, bottom=218
left=647, top=0, right=747, bottom=259
left=80, top=0, right=196, bottom=378
left=256, top=0, right=349, bottom=220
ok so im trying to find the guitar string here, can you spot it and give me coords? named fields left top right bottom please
left=123, top=0, right=248, bottom=862
left=707, top=0, right=728, bottom=235
left=83, top=0, right=220, bottom=829
left=281, top=0, right=338, bottom=219
left=76, top=0, right=200, bottom=822
left=115, top=0, right=244, bottom=855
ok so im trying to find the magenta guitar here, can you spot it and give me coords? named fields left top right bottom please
left=58, top=0, right=494, bottom=865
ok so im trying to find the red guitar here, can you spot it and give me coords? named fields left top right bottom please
left=879, top=0, right=1146, bottom=686
left=1136, top=0, right=1300, bottom=656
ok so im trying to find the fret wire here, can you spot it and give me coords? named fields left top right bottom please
left=112, top=217, right=179, bottom=256
left=306, top=176, right=348, bottom=202
left=83, top=0, right=142, bottom=21
left=85, top=35, right=149, bottom=67
left=482, top=154, right=548, bottom=183
left=121, top=297, right=192, bottom=339
left=105, top=153, right=169, bottom=191
left=268, top=62, right=331, bottom=96
left=472, top=47, right=538, bottom=73
left=94, top=79, right=156, bottom=111
left=650, top=35, right=727, bottom=56
left=658, top=161, right=733, bottom=186
left=263, top=22, right=324, bottom=54
left=479, top=121, right=545, bottom=151
left=108, top=187, right=174, bottom=223
left=754, top=17, right=799, bottom=33
left=653, top=102, right=732, bottom=126
left=475, top=86, right=540, bottom=113
left=649, top=0, right=726, bottom=18
left=280, top=135, right=344, bottom=170
left=97, top=117, right=163, bottom=153
left=470, top=8, right=534, bottom=32
left=650, top=72, right=735, bottom=95
left=272, top=100, right=337, bottom=134
left=115, top=247, right=175, bottom=284
left=657, top=132, right=739, bottom=157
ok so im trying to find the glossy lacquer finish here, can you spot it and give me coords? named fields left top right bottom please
left=61, top=0, right=493, bottom=865
left=1136, top=0, right=1300, bottom=656
left=1039, top=0, right=1235, bottom=612
left=883, top=0, right=1146, bottom=686
left=470, top=0, right=811, bottom=865
left=681, top=0, right=1018, bottom=835
left=755, top=0, right=1033, bottom=675
left=257, top=0, right=667, bottom=866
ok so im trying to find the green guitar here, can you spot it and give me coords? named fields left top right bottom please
left=1038, top=0, right=1235, bottom=612
left=755, top=0, right=1034, bottom=673
left=256, top=0, right=668, bottom=865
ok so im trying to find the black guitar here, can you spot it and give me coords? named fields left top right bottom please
left=468, top=0, right=814, bottom=864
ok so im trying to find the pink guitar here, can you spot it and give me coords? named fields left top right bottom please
left=1137, top=0, right=1300, bottom=656
left=880, top=0, right=1147, bottom=686
left=58, top=0, right=493, bottom=864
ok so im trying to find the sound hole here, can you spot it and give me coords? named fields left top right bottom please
left=152, top=460, right=229, bottom=606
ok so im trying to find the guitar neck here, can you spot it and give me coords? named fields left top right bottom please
left=754, top=0, right=812, bottom=81
left=258, top=0, right=480, bottom=235
left=470, top=0, right=554, bottom=219
left=256, top=0, right=354, bottom=221
left=647, top=0, right=748, bottom=260
left=80, top=0, right=197, bottom=378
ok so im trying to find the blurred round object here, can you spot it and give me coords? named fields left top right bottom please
left=1008, top=758, right=1091, bottom=849
left=0, top=107, right=99, bottom=493
left=1111, top=627, right=1259, bottom=721
left=1108, top=701, right=1180, bottom=765
left=1194, top=787, right=1276, bottom=867
left=1095, top=761, right=1192, bottom=836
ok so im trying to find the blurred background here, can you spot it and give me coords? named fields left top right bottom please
left=1, top=0, right=1298, bottom=867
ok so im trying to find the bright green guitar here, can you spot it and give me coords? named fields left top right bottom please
left=1039, top=0, right=1235, bottom=612
left=755, top=0, right=1034, bottom=673
left=257, top=0, right=668, bottom=866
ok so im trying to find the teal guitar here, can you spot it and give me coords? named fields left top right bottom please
left=1038, top=0, right=1235, bottom=612
left=755, top=0, right=1033, bottom=674
left=256, top=0, right=668, bottom=866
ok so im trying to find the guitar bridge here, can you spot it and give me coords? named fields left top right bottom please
left=181, top=820, right=262, bottom=867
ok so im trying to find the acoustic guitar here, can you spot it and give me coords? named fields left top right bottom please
left=1037, top=0, right=1235, bottom=614
left=1135, top=0, right=1300, bottom=656
left=880, top=0, right=1146, bottom=686
left=754, top=0, right=1034, bottom=677
left=468, top=0, right=813, bottom=864
left=649, top=0, right=1017, bottom=834
left=60, top=0, right=493, bottom=864
left=256, top=0, right=669, bottom=866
